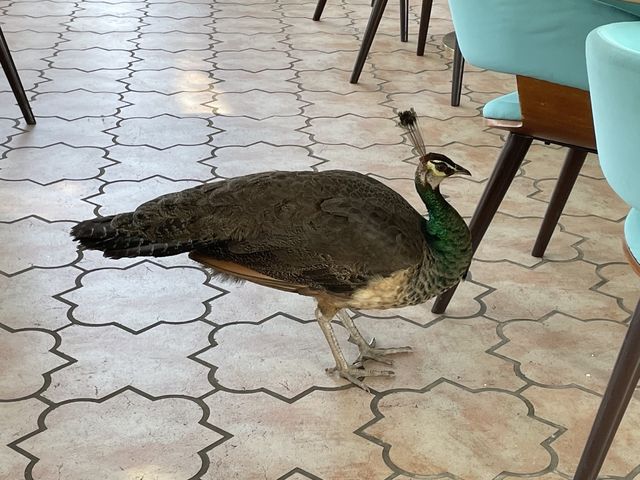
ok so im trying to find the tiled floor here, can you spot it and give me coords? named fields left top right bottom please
left=1, top=0, right=639, bottom=478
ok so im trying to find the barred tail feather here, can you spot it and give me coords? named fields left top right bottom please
left=70, top=214, right=194, bottom=259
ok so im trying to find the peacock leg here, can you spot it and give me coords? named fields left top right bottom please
left=315, top=307, right=393, bottom=392
left=336, top=310, right=413, bottom=367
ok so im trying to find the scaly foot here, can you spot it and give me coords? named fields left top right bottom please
left=348, top=335, right=413, bottom=367
left=326, top=365, right=394, bottom=392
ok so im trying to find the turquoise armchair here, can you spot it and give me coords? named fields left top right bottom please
left=574, top=21, right=640, bottom=480
left=432, top=0, right=640, bottom=313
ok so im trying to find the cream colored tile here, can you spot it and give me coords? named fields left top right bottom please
left=76, top=2, right=145, bottom=17
left=6, top=117, right=118, bottom=148
left=103, top=144, right=213, bottom=181
left=214, top=3, right=280, bottom=17
left=0, top=329, right=67, bottom=400
left=522, top=143, right=578, bottom=179
left=0, top=92, right=28, bottom=118
left=5, top=1, right=75, bottom=16
left=3, top=31, right=61, bottom=50
left=33, top=90, right=125, bottom=120
left=210, top=115, right=312, bottom=146
left=418, top=115, right=505, bottom=147
left=503, top=475, right=566, bottom=480
left=134, top=49, right=213, bottom=70
left=121, top=91, right=215, bottom=117
left=0, top=16, right=68, bottom=33
left=475, top=213, right=581, bottom=267
left=62, top=263, right=216, bottom=331
left=0, top=119, right=18, bottom=144
left=199, top=315, right=357, bottom=395
left=0, top=398, right=47, bottom=480
left=525, top=386, right=640, bottom=477
left=0, top=179, right=101, bottom=221
left=51, top=48, right=135, bottom=71
left=204, top=389, right=393, bottom=479
left=597, top=263, right=640, bottom=312
left=284, top=16, right=353, bottom=35
left=389, top=90, right=483, bottom=120
left=0, top=69, right=41, bottom=93
left=354, top=316, right=525, bottom=391
left=138, top=32, right=212, bottom=51
left=305, top=115, right=402, bottom=147
left=365, top=382, right=556, bottom=478
left=38, top=68, right=128, bottom=92
left=45, top=322, right=214, bottom=402
left=281, top=2, right=349, bottom=18
left=534, top=175, right=629, bottom=221
left=110, top=116, right=214, bottom=148
left=0, top=145, right=111, bottom=184
left=212, top=91, right=306, bottom=118
left=498, top=313, right=627, bottom=392
left=288, top=32, right=358, bottom=52
left=140, top=16, right=212, bottom=33
left=379, top=67, right=462, bottom=95
left=213, top=33, right=289, bottom=52
left=561, top=215, right=626, bottom=264
left=11, top=48, right=56, bottom=71
left=214, top=17, right=285, bottom=34
left=59, top=31, right=138, bottom=50
left=18, top=391, right=223, bottom=480
left=214, top=69, right=298, bottom=93
left=0, top=267, right=77, bottom=330
left=125, top=68, right=214, bottom=93
left=371, top=176, right=432, bottom=212
left=313, top=143, right=414, bottom=178
left=209, top=143, right=316, bottom=177
left=301, top=91, right=392, bottom=118
left=291, top=50, right=362, bottom=71
left=145, top=1, right=213, bottom=17
left=213, top=49, right=294, bottom=71
left=92, top=178, right=203, bottom=216
left=0, top=218, right=78, bottom=274
left=76, top=249, right=199, bottom=271
left=444, top=175, right=549, bottom=219
left=463, top=70, right=516, bottom=94
left=475, top=261, right=628, bottom=322
left=369, top=49, right=449, bottom=73
left=295, top=68, right=382, bottom=94
left=67, top=16, right=143, bottom=33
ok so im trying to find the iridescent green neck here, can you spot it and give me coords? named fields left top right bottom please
left=415, top=178, right=472, bottom=264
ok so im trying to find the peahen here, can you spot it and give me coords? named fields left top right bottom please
left=71, top=110, right=472, bottom=390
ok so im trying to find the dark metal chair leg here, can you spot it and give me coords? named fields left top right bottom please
left=574, top=298, right=640, bottom=480
left=450, top=38, right=465, bottom=107
left=531, top=148, right=587, bottom=258
left=400, top=0, right=409, bottom=42
left=416, top=0, right=433, bottom=56
left=0, top=27, right=36, bottom=125
left=350, top=0, right=389, bottom=84
left=313, top=0, right=328, bottom=21
left=431, top=133, right=533, bottom=314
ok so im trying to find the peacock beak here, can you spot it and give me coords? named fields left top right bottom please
left=454, top=165, right=472, bottom=177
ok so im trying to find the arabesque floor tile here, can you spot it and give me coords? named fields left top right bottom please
left=1, top=0, right=638, bottom=478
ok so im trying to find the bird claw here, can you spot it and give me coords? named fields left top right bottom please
left=326, top=365, right=395, bottom=392
left=352, top=345, right=413, bottom=367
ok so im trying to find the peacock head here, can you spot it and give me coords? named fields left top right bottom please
left=397, top=108, right=471, bottom=189
left=417, top=152, right=471, bottom=189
